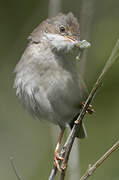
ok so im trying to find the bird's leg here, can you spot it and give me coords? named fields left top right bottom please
left=81, top=101, right=95, bottom=114
left=54, top=128, right=65, bottom=171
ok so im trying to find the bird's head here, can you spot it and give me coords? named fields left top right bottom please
left=29, top=12, right=80, bottom=51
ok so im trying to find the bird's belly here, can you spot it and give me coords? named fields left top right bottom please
left=15, top=65, right=83, bottom=127
left=41, top=73, right=82, bottom=126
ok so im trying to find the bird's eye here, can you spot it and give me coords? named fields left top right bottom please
left=59, top=25, right=66, bottom=33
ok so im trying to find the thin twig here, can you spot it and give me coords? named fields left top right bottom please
left=10, top=157, right=23, bottom=180
left=60, top=128, right=76, bottom=180
left=59, top=38, right=119, bottom=179
left=48, top=124, right=77, bottom=180
left=48, top=39, right=119, bottom=180
left=59, top=169, right=66, bottom=180
left=80, top=140, right=119, bottom=180
left=69, top=1, right=95, bottom=179
left=48, top=167, right=57, bottom=180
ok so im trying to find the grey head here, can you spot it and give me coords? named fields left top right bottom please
left=28, top=12, right=80, bottom=51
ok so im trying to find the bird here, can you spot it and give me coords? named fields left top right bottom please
left=14, top=12, right=91, bottom=171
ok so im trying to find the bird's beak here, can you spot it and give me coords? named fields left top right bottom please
left=64, top=35, right=76, bottom=42
left=64, top=35, right=80, bottom=47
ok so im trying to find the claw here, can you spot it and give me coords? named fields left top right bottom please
left=54, top=149, right=64, bottom=171
left=81, top=101, right=95, bottom=114
left=61, top=162, right=67, bottom=170
left=87, top=104, right=95, bottom=114
left=53, top=128, right=65, bottom=171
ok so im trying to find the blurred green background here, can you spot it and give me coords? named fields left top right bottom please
left=0, top=0, right=119, bottom=179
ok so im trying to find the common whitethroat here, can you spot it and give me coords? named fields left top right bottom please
left=14, top=12, right=91, bottom=171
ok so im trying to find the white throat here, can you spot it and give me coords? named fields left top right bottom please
left=44, top=33, right=77, bottom=51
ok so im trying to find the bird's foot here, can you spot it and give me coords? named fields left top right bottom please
left=81, top=101, right=95, bottom=114
left=54, top=149, right=64, bottom=171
